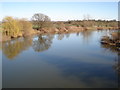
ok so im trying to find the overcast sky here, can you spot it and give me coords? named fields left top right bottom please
left=0, top=2, right=118, bottom=21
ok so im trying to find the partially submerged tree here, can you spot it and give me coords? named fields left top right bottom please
left=32, top=13, right=51, bottom=30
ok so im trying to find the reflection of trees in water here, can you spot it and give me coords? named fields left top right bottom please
left=65, top=33, right=70, bottom=38
left=101, top=39, right=120, bottom=75
left=32, top=34, right=54, bottom=52
left=101, top=44, right=119, bottom=53
left=76, top=32, right=80, bottom=36
left=97, top=30, right=117, bottom=37
left=57, top=33, right=71, bottom=40
left=2, top=34, right=54, bottom=59
left=80, top=30, right=93, bottom=43
left=57, top=32, right=80, bottom=40
left=114, top=53, right=120, bottom=74
left=2, top=37, right=32, bottom=59
left=101, top=32, right=120, bottom=86
left=57, top=32, right=81, bottom=40
left=57, top=34, right=65, bottom=40
left=0, top=43, right=2, bottom=50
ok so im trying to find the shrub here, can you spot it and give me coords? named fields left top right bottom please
left=19, top=19, right=33, bottom=36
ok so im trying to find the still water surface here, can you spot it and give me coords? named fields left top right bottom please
left=2, top=30, right=119, bottom=88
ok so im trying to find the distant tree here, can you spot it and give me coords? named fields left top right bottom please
left=32, top=13, right=51, bottom=30
left=83, top=14, right=91, bottom=20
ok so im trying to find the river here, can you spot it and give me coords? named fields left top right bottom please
left=1, top=30, right=119, bottom=88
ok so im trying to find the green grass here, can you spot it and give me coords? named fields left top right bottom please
left=32, top=25, right=39, bottom=29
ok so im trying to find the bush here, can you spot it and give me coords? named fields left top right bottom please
left=19, top=19, right=33, bottom=36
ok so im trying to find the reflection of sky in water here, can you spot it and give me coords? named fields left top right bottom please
left=38, top=54, right=117, bottom=87
left=2, top=30, right=118, bottom=88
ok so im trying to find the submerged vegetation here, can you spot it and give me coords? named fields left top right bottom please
left=0, top=13, right=119, bottom=42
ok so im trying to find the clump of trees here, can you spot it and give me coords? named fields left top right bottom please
left=2, top=16, right=22, bottom=38
left=64, top=20, right=118, bottom=28
left=1, top=13, right=119, bottom=42
left=2, top=16, right=33, bottom=38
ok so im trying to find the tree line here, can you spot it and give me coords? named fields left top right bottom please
left=0, top=13, right=119, bottom=41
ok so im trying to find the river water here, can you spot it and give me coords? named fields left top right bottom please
left=1, top=30, right=119, bottom=88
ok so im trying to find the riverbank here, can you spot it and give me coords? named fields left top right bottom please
left=1, top=25, right=119, bottom=42
left=100, top=32, right=120, bottom=50
left=1, top=16, right=119, bottom=42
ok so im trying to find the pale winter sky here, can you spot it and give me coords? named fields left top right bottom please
left=0, top=2, right=118, bottom=21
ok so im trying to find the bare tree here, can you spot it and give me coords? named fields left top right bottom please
left=83, top=14, right=91, bottom=20
left=32, top=13, right=51, bottom=30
